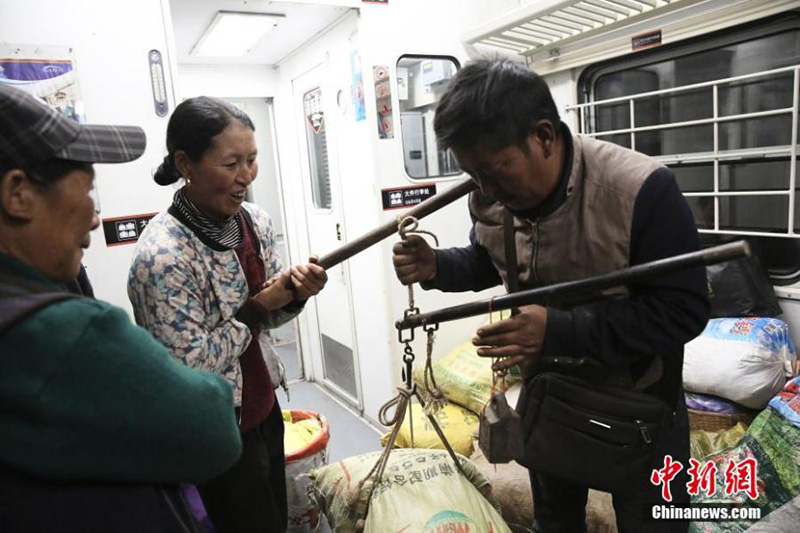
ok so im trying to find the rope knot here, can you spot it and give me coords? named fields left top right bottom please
left=398, top=215, right=439, bottom=247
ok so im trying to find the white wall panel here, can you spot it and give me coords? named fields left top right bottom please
left=178, top=64, right=279, bottom=98
left=0, top=0, right=178, bottom=313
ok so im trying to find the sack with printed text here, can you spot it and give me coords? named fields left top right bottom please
left=414, top=341, right=520, bottom=415
left=309, top=449, right=509, bottom=533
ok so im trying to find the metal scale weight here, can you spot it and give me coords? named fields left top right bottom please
left=313, top=178, right=751, bottom=528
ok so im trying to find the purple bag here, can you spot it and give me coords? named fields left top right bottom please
left=684, top=392, right=739, bottom=414
left=182, top=484, right=215, bottom=532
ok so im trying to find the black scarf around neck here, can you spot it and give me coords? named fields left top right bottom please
left=168, top=188, right=243, bottom=251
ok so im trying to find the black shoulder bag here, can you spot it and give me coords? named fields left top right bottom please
left=517, top=369, right=673, bottom=492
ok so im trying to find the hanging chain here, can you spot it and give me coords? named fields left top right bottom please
left=397, top=215, right=446, bottom=412
left=402, top=340, right=416, bottom=447
left=352, top=215, right=466, bottom=532
left=487, top=295, right=510, bottom=393
left=422, top=323, right=446, bottom=415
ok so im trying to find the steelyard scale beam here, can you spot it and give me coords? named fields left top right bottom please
left=316, top=179, right=477, bottom=270
left=396, top=240, right=751, bottom=331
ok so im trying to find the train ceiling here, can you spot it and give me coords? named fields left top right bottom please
left=170, top=0, right=354, bottom=65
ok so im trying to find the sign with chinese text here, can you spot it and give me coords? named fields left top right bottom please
left=102, top=213, right=158, bottom=247
left=651, top=455, right=760, bottom=502
left=381, top=183, right=437, bottom=210
left=632, top=30, right=662, bottom=51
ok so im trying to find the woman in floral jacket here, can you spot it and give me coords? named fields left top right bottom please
left=128, top=97, right=327, bottom=532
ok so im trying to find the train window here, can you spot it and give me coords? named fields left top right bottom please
left=578, top=15, right=800, bottom=284
left=396, top=55, right=461, bottom=180
left=302, top=87, right=331, bottom=210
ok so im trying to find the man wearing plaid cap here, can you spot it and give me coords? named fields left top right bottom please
left=0, top=84, right=242, bottom=531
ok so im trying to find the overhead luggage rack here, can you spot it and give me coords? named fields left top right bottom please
left=463, top=0, right=703, bottom=57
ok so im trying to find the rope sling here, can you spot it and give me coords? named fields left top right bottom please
left=352, top=216, right=467, bottom=531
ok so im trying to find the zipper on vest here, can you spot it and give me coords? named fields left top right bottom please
left=636, top=419, right=653, bottom=445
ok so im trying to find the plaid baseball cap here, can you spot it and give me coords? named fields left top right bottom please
left=0, top=83, right=146, bottom=170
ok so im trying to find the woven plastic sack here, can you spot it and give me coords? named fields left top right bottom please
left=768, top=376, right=800, bottom=430
left=414, top=341, right=521, bottom=415
left=690, top=407, right=800, bottom=532
left=309, top=449, right=509, bottom=533
left=379, top=402, right=479, bottom=457
left=689, top=422, right=747, bottom=460
left=284, top=410, right=329, bottom=533
left=285, top=411, right=325, bottom=457
left=468, top=446, right=532, bottom=528
left=683, top=318, right=796, bottom=409
left=468, top=446, right=617, bottom=532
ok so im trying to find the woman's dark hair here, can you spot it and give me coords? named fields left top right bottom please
left=434, top=58, right=560, bottom=152
left=154, top=96, right=255, bottom=186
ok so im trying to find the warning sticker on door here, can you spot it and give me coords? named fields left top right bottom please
left=381, top=183, right=437, bottom=210
left=304, top=88, right=325, bottom=134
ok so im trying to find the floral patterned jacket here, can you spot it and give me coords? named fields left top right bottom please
left=128, top=202, right=300, bottom=405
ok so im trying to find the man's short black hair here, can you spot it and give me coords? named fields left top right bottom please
left=434, top=58, right=560, bottom=152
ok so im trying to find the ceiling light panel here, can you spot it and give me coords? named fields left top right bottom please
left=191, top=11, right=285, bottom=58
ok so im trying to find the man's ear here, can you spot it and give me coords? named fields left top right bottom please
left=0, top=169, right=39, bottom=221
left=531, top=120, right=557, bottom=159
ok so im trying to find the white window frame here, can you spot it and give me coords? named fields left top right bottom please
left=395, top=54, right=462, bottom=182
left=566, top=63, right=800, bottom=239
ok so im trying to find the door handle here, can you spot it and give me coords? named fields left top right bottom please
left=336, top=223, right=343, bottom=241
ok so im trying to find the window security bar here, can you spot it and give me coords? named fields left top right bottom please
left=682, top=191, right=793, bottom=197
left=655, top=146, right=797, bottom=165
left=583, top=107, right=793, bottom=139
left=678, top=230, right=800, bottom=240
left=565, top=64, right=800, bottom=238
left=567, top=64, right=800, bottom=110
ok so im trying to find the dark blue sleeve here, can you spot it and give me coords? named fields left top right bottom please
left=421, top=226, right=503, bottom=293
left=543, top=168, right=710, bottom=366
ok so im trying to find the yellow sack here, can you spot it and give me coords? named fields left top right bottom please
left=380, top=402, right=479, bottom=457
left=690, top=422, right=748, bottom=460
left=283, top=410, right=324, bottom=458
left=310, top=449, right=510, bottom=533
left=414, top=341, right=521, bottom=415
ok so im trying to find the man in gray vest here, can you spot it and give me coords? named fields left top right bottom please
left=392, top=58, right=709, bottom=532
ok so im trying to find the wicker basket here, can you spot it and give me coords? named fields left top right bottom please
left=688, top=408, right=757, bottom=432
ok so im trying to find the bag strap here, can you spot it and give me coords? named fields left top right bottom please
left=660, top=352, right=682, bottom=410
left=0, top=261, right=79, bottom=336
left=503, top=209, right=520, bottom=294
left=0, top=293, right=77, bottom=336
